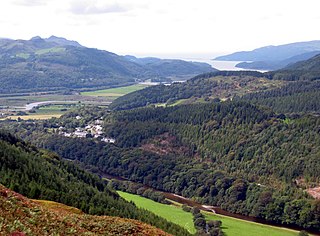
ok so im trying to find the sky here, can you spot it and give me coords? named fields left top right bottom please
left=1, top=0, right=320, bottom=58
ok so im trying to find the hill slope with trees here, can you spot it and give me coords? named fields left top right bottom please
left=4, top=103, right=320, bottom=233
left=109, top=71, right=283, bottom=110
left=0, top=36, right=215, bottom=93
left=0, top=130, right=190, bottom=236
left=269, top=53, right=320, bottom=81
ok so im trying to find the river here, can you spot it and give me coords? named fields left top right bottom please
left=24, top=101, right=74, bottom=111
left=103, top=173, right=319, bottom=235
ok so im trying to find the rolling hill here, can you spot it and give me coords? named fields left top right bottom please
left=0, top=36, right=215, bottom=93
left=109, top=71, right=284, bottom=110
left=270, top=53, right=320, bottom=81
left=235, top=51, right=320, bottom=71
left=215, top=40, right=320, bottom=61
left=215, top=40, right=320, bottom=70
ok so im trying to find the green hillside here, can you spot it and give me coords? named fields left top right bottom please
left=6, top=103, right=320, bottom=233
left=270, top=54, right=320, bottom=81
left=0, top=130, right=190, bottom=236
left=109, top=71, right=284, bottom=110
left=0, top=36, right=215, bottom=93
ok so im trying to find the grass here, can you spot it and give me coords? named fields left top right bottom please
left=118, top=191, right=196, bottom=234
left=204, top=212, right=298, bottom=236
left=2, top=114, right=62, bottom=120
left=36, top=104, right=78, bottom=114
left=81, top=84, right=149, bottom=97
left=35, top=47, right=66, bottom=55
left=0, top=104, right=80, bottom=120
left=16, top=53, right=30, bottom=59
left=118, top=191, right=302, bottom=236
left=33, top=199, right=83, bottom=214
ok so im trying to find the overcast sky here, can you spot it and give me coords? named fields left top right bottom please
left=1, top=0, right=320, bottom=57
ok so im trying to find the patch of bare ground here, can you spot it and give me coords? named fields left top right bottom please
left=140, top=132, right=191, bottom=156
left=295, top=177, right=320, bottom=199
left=0, top=184, right=170, bottom=236
left=306, top=187, right=320, bottom=199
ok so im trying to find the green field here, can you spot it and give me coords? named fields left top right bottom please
left=118, top=191, right=301, bottom=236
left=0, top=104, right=80, bottom=120
left=81, top=84, right=149, bottom=97
left=117, top=191, right=196, bottom=234
left=36, top=104, right=78, bottom=114
left=204, top=212, right=298, bottom=236
left=35, top=47, right=66, bottom=55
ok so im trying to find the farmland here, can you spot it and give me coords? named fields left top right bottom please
left=0, top=84, right=150, bottom=120
left=81, top=84, right=149, bottom=98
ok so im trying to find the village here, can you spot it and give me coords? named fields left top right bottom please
left=58, top=116, right=115, bottom=143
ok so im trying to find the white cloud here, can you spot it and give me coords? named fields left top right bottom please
left=12, top=0, right=46, bottom=7
left=68, top=0, right=130, bottom=15
left=1, top=0, right=320, bottom=55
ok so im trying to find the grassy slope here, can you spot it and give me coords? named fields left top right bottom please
left=118, top=191, right=196, bottom=234
left=82, top=84, right=149, bottom=97
left=0, top=184, right=170, bottom=236
left=118, top=191, right=301, bottom=236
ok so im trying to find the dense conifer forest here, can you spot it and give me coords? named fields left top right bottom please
left=0, top=130, right=190, bottom=236
left=4, top=100, right=320, bottom=232
left=2, top=56, right=320, bottom=234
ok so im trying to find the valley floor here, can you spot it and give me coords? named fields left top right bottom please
left=118, top=191, right=308, bottom=236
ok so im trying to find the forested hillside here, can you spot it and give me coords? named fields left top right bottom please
left=239, top=80, right=320, bottom=113
left=2, top=50, right=320, bottom=234
left=4, top=103, right=320, bottom=232
left=0, top=36, right=215, bottom=93
left=0, top=130, right=190, bottom=236
left=110, top=71, right=282, bottom=110
left=269, top=53, right=320, bottom=81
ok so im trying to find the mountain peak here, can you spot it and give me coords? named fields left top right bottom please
left=45, top=35, right=83, bottom=47
left=30, top=36, right=44, bottom=41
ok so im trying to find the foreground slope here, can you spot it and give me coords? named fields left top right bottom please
left=0, top=184, right=169, bottom=236
left=0, top=131, right=190, bottom=236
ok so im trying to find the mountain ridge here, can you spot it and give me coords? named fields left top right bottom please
left=235, top=51, right=320, bottom=70
left=215, top=40, right=320, bottom=61
left=270, top=53, right=320, bottom=81
left=0, top=36, right=216, bottom=93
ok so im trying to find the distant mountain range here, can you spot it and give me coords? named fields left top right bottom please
left=270, top=53, right=320, bottom=80
left=214, top=40, right=320, bottom=70
left=0, top=36, right=216, bottom=93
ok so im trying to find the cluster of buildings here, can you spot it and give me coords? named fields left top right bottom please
left=59, top=117, right=115, bottom=143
